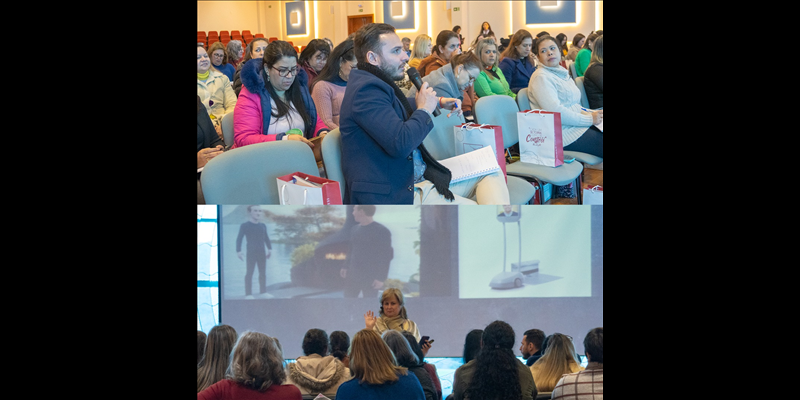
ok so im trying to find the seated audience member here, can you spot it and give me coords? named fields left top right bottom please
left=197, top=331, right=302, bottom=400
left=208, top=41, right=235, bottom=82
left=197, top=330, right=207, bottom=366
left=198, top=45, right=237, bottom=136
left=406, top=52, right=482, bottom=107
left=403, top=332, right=442, bottom=400
left=402, top=37, right=412, bottom=57
left=340, top=23, right=508, bottom=205
left=298, top=39, right=331, bottom=83
left=551, top=327, right=603, bottom=400
left=567, top=34, right=585, bottom=62
left=555, top=33, right=569, bottom=60
left=233, top=37, right=269, bottom=96
left=452, top=25, right=464, bottom=51
left=197, top=324, right=238, bottom=393
left=471, top=21, right=497, bottom=49
left=530, top=333, right=584, bottom=393
left=582, top=35, right=603, bottom=109
left=520, top=329, right=546, bottom=367
left=528, top=35, right=603, bottom=158
left=197, top=95, right=225, bottom=204
left=499, top=30, right=537, bottom=94
left=226, top=39, right=244, bottom=70
left=451, top=320, right=537, bottom=400
left=284, top=328, right=351, bottom=398
left=310, top=39, right=356, bottom=129
left=408, top=34, right=432, bottom=70
left=233, top=40, right=329, bottom=150
left=335, top=329, right=425, bottom=400
left=462, top=329, right=483, bottom=365
left=382, top=330, right=437, bottom=400
left=418, top=30, right=461, bottom=77
left=473, top=38, right=515, bottom=99
left=574, top=33, right=599, bottom=77
left=329, top=330, right=351, bottom=369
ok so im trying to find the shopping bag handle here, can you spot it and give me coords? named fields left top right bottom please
left=280, top=184, right=308, bottom=205
left=523, top=109, right=548, bottom=117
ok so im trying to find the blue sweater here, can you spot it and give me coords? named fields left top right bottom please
left=498, top=56, right=536, bottom=94
left=335, top=373, right=425, bottom=400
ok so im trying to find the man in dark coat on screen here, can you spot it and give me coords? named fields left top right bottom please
left=340, top=205, right=393, bottom=298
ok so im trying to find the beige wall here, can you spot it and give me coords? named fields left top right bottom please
left=197, top=1, right=603, bottom=50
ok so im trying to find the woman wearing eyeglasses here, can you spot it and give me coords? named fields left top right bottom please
left=232, top=40, right=329, bottom=150
left=405, top=51, right=482, bottom=108
left=309, top=39, right=356, bottom=130
left=208, top=41, right=235, bottom=83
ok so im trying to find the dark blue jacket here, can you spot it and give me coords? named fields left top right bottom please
left=498, top=56, right=536, bottom=94
left=339, top=69, right=435, bottom=204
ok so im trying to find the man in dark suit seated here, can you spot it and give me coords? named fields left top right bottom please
left=339, top=23, right=509, bottom=205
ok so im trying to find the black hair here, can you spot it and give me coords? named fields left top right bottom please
left=583, top=327, right=603, bottom=363
left=353, top=23, right=396, bottom=64
left=262, top=40, right=314, bottom=138
left=310, top=38, right=355, bottom=93
left=302, top=328, right=329, bottom=356
left=465, top=321, right=522, bottom=400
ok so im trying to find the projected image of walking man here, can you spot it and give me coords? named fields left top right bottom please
left=236, top=205, right=272, bottom=299
left=340, top=205, right=394, bottom=298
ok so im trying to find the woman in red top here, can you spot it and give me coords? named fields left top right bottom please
left=198, top=331, right=302, bottom=400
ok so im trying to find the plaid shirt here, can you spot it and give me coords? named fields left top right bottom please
left=551, top=362, right=603, bottom=400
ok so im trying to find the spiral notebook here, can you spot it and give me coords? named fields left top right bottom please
left=438, top=145, right=501, bottom=183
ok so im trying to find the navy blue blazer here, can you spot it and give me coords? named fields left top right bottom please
left=498, top=56, right=536, bottom=94
left=339, top=69, right=434, bottom=204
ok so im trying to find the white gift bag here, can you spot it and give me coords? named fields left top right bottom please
left=454, top=123, right=506, bottom=180
left=516, top=109, right=564, bottom=167
left=276, top=172, right=342, bottom=205
left=582, top=185, right=603, bottom=205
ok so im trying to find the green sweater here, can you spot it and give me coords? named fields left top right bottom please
left=474, top=65, right=516, bottom=99
left=574, top=48, right=592, bottom=77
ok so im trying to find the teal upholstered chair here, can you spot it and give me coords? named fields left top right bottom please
left=200, top=140, right=319, bottom=204
left=221, top=111, right=235, bottom=147
left=320, top=128, right=345, bottom=200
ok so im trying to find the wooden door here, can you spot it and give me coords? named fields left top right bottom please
left=347, top=14, right=374, bottom=35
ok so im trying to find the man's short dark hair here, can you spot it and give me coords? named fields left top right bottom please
left=353, top=23, right=396, bottom=64
left=302, top=328, right=329, bottom=356
left=583, top=327, right=603, bottom=363
left=523, top=329, right=545, bottom=349
left=354, top=204, right=376, bottom=216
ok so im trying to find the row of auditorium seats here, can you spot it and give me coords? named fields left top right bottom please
left=201, top=86, right=602, bottom=205
left=197, top=31, right=301, bottom=52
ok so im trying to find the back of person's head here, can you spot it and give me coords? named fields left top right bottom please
left=449, top=51, right=482, bottom=73
left=434, top=29, right=459, bottom=55
left=299, top=38, right=331, bottom=64
left=329, top=330, right=350, bottom=361
left=208, top=41, right=229, bottom=65
left=589, top=35, right=603, bottom=66
left=523, top=329, right=545, bottom=351
left=467, top=321, right=521, bottom=400
left=536, top=31, right=550, bottom=38
left=411, top=34, right=432, bottom=59
left=198, top=330, right=208, bottom=366
left=501, top=29, right=534, bottom=62
left=302, top=328, right=329, bottom=356
left=197, top=324, right=239, bottom=392
left=354, top=23, right=397, bottom=65
left=583, top=327, right=602, bottom=363
left=533, top=333, right=581, bottom=392
left=226, top=40, right=243, bottom=61
left=311, top=38, right=355, bottom=92
left=349, top=329, right=407, bottom=385
left=379, top=287, right=407, bottom=318
left=226, top=331, right=286, bottom=392
left=402, top=331, right=426, bottom=364
left=382, top=330, right=420, bottom=368
left=462, top=329, right=483, bottom=364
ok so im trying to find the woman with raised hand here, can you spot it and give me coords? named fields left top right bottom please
left=363, top=288, right=422, bottom=343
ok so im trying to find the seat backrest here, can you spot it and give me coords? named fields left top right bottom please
left=516, top=87, right=530, bottom=111
left=221, top=111, right=235, bottom=147
left=574, top=76, right=589, bottom=109
left=535, top=392, right=552, bottom=400
left=473, top=95, right=520, bottom=149
left=201, top=141, right=319, bottom=204
left=567, top=60, right=576, bottom=80
left=320, top=128, right=345, bottom=199
left=422, top=111, right=466, bottom=160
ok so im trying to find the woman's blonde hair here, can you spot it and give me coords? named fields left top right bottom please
left=349, top=329, right=407, bottom=384
left=411, top=34, right=432, bottom=60
left=531, top=333, right=582, bottom=392
left=379, top=288, right=407, bottom=319
left=226, top=331, right=287, bottom=392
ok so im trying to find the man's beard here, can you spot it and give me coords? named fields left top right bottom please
left=380, top=60, right=405, bottom=81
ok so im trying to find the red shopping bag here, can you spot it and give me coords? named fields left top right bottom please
left=276, top=172, right=342, bottom=205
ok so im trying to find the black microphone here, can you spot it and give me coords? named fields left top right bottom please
left=406, top=67, right=440, bottom=117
